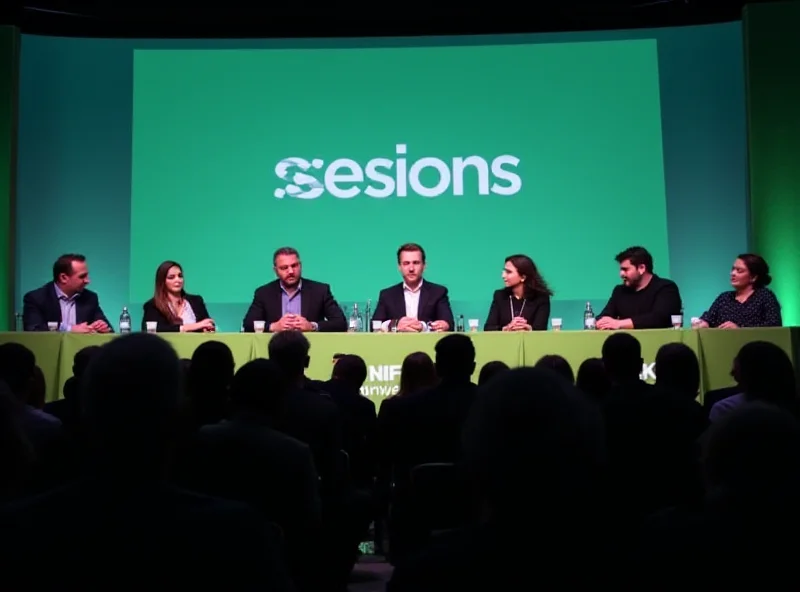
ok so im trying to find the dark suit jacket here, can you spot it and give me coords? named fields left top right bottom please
left=483, top=288, right=550, bottom=331
left=242, top=278, right=347, bottom=333
left=141, top=294, right=211, bottom=332
left=371, top=281, right=455, bottom=328
left=23, top=282, right=112, bottom=332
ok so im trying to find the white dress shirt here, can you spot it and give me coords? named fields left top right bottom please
left=382, top=280, right=430, bottom=331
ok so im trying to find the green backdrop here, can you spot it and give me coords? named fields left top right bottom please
left=14, top=24, right=751, bottom=331
left=744, top=1, right=800, bottom=326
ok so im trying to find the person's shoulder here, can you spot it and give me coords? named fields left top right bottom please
left=400, top=383, right=439, bottom=405
left=80, top=287, right=101, bottom=302
left=142, top=297, right=156, bottom=309
left=268, top=427, right=315, bottom=457
left=298, top=384, right=339, bottom=408
left=710, top=290, right=736, bottom=304
left=380, top=392, right=404, bottom=413
left=491, top=288, right=508, bottom=300
left=528, top=290, right=550, bottom=302
left=185, top=293, right=205, bottom=305
left=23, top=282, right=52, bottom=299
left=253, top=280, right=279, bottom=295
left=758, top=287, right=779, bottom=300
left=653, top=275, right=679, bottom=290
left=379, top=282, right=403, bottom=294
left=360, top=395, right=377, bottom=412
left=424, top=280, right=449, bottom=294
left=302, top=278, right=331, bottom=291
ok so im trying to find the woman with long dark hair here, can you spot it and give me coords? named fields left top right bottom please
left=141, top=261, right=215, bottom=332
left=484, top=254, right=553, bottom=331
left=394, top=351, right=438, bottom=398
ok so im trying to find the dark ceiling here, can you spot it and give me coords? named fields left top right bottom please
left=0, top=0, right=777, bottom=38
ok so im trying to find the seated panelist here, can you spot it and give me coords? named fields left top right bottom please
left=371, top=243, right=454, bottom=332
left=142, top=261, right=214, bottom=332
left=23, top=253, right=112, bottom=333
left=596, top=246, right=682, bottom=330
left=242, top=247, right=347, bottom=332
left=484, top=255, right=551, bottom=332
left=696, top=253, right=782, bottom=329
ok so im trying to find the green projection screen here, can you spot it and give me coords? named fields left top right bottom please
left=130, top=41, right=668, bottom=313
left=16, top=24, right=750, bottom=333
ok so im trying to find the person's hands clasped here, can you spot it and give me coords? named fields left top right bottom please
left=71, top=322, right=92, bottom=334
left=181, top=318, right=215, bottom=332
left=88, top=320, right=111, bottom=333
left=291, top=315, right=314, bottom=332
left=503, top=317, right=531, bottom=332
left=270, top=314, right=313, bottom=332
left=596, top=317, right=621, bottom=330
left=718, top=321, right=739, bottom=329
left=270, top=314, right=297, bottom=332
left=397, top=317, right=424, bottom=332
left=429, top=320, right=450, bottom=332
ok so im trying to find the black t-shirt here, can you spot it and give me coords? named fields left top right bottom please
left=598, top=275, right=682, bottom=329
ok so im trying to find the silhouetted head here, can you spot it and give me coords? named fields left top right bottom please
left=602, top=333, right=642, bottom=384
left=434, top=334, right=476, bottom=382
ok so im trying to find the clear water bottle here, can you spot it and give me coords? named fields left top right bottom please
left=349, top=303, right=362, bottom=333
left=119, top=307, right=132, bottom=334
left=15, top=312, right=22, bottom=332
left=583, top=302, right=595, bottom=330
left=456, top=315, right=465, bottom=333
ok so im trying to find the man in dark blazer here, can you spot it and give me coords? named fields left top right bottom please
left=372, top=243, right=454, bottom=332
left=22, top=254, right=112, bottom=332
left=242, top=246, right=347, bottom=332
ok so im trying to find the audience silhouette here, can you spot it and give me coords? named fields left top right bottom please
left=0, top=329, right=796, bottom=590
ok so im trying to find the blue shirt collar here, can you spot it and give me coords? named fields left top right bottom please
left=54, top=284, right=79, bottom=301
left=280, top=280, right=302, bottom=294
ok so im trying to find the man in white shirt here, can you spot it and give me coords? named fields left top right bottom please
left=371, top=243, right=454, bottom=333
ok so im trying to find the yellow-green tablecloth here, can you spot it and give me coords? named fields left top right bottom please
left=1, top=328, right=796, bottom=406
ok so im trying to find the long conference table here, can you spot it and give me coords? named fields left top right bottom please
left=1, top=328, right=797, bottom=406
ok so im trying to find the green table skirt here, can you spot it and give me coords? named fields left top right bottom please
left=1, top=328, right=796, bottom=407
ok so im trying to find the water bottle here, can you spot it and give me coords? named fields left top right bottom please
left=583, top=302, right=595, bottom=330
left=456, top=315, right=465, bottom=333
left=364, top=299, right=372, bottom=328
left=15, top=312, right=22, bottom=332
left=119, top=307, right=132, bottom=334
left=349, top=303, right=362, bottom=333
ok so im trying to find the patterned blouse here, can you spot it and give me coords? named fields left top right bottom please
left=170, top=299, right=197, bottom=326
left=700, top=288, right=782, bottom=328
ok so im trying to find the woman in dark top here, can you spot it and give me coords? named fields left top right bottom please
left=697, top=253, right=782, bottom=329
left=141, top=260, right=215, bottom=332
left=484, top=254, right=552, bottom=331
